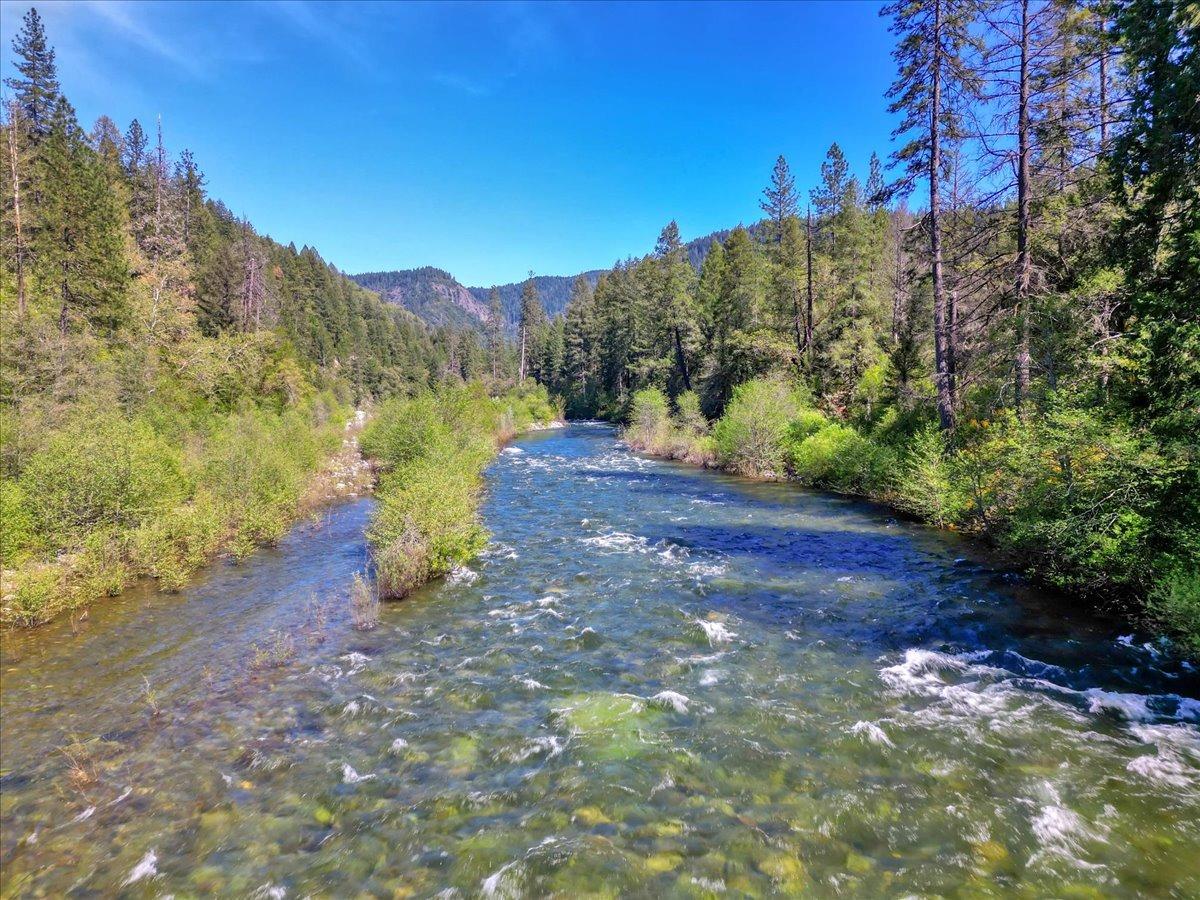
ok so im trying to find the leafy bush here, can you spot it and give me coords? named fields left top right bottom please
left=1148, top=562, right=1199, bottom=656
left=625, top=387, right=671, bottom=453
left=0, top=480, right=34, bottom=565
left=712, top=376, right=804, bottom=477
left=674, top=391, right=707, bottom=437
left=362, top=385, right=556, bottom=600
left=999, top=408, right=1173, bottom=598
left=18, top=416, right=188, bottom=550
left=891, top=425, right=961, bottom=527
left=786, top=422, right=896, bottom=495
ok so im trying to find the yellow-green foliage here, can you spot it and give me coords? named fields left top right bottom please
left=712, top=376, right=805, bottom=477
left=786, top=422, right=896, bottom=495
left=362, top=383, right=557, bottom=600
left=624, top=388, right=671, bottom=453
left=17, top=414, right=188, bottom=550
left=1, top=400, right=346, bottom=626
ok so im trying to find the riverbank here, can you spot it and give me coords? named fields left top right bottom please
left=620, top=379, right=1199, bottom=657
left=1, top=403, right=368, bottom=629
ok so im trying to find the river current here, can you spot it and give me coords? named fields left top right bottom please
left=1, top=423, right=1197, bottom=897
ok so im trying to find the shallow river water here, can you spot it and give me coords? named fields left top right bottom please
left=2, top=423, right=1198, bottom=897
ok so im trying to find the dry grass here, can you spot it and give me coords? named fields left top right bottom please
left=349, top=573, right=380, bottom=630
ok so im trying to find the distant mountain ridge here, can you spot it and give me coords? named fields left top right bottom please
left=351, top=223, right=757, bottom=331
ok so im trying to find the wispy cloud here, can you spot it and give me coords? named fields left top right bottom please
left=430, top=71, right=495, bottom=98
left=267, top=0, right=375, bottom=73
left=84, top=0, right=207, bottom=80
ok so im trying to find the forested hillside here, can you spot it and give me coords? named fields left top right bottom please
left=515, top=0, right=1199, bottom=650
left=352, top=267, right=491, bottom=332
left=0, top=10, right=477, bottom=624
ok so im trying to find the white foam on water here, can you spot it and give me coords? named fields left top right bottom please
left=696, top=619, right=737, bottom=646
left=390, top=738, right=409, bottom=754
left=338, top=652, right=370, bottom=675
left=510, top=735, right=566, bottom=762
left=582, top=530, right=649, bottom=554
left=71, top=806, right=96, bottom=823
left=1127, top=751, right=1198, bottom=789
left=699, top=669, right=722, bottom=687
left=481, top=861, right=521, bottom=898
left=535, top=595, right=559, bottom=607
left=880, top=648, right=1198, bottom=744
left=849, top=720, right=895, bottom=748
left=252, top=885, right=287, bottom=900
left=501, top=446, right=524, bottom=455
left=447, top=566, right=479, bottom=585
left=691, top=876, right=726, bottom=893
left=518, top=677, right=549, bottom=691
left=122, top=849, right=157, bottom=886
left=651, top=690, right=691, bottom=713
left=341, top=763, right=376, bottom=784
left=1126, top=723, right=1200, bottom=790
left=688, top=562, right=727, bottom=578
left=1084, top=689, right=1154, bottom=721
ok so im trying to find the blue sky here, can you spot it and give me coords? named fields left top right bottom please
left=1, top=1, right=900, bottom=286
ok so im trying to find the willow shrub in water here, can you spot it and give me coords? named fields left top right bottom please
left=364, top=384, right=557, bottom=600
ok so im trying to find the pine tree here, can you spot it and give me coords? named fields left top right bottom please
left=518, top=274, right=546, bottom=384
left=1110, top=0, right=1200, bottom=439
left=655, top=221, right=697, bottom=392
left=865, top=152, right=886, bottom=210
left=486, top=286, right=504, bottom=380
left=34, top=96, right=127, bottom=336
left=174, top=149, right=205, bottom=248
left=811, top=143, right=854, bottom=243
left=883, top=0, right=981, bottom=431
left=4, top=8, right=60, bottom=143
left=759, top=155, right=798, bottom=244
left=123, top=119, right=147, bottom=176
left=562, top=275, right=596, bottom=411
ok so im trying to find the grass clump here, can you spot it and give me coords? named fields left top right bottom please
left=349, top=573, right=380, bottom=631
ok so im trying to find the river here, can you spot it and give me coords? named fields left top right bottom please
left=1, top=423, right=1197, bottom=897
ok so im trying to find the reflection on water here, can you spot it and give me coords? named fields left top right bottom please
left=1, top=423, right=1197, bottom=896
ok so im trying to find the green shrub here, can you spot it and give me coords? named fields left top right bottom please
left=892, top=425, right=961, bottom=527
left=999, top=408, right=1171, bottom=597
left=625, top=387, right=671, bottom=453
left=4, top=566, right=63, bottom=626
left=786, top=422, right=895, bottom=495
left=0, top=479, right=34, bottom=564
left=712, top=376, right=805, bottom=477
left=1147, top=561, right=1200, bottom=656
left=361, top=384, right=555, bottom=600
left=674, top=391, right=707, bottom=437
left=18, top=416, right=188, bottom=550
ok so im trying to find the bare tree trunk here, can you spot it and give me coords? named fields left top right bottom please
left=1098, top=13, right=1109, bottom=150
left=1014, top=0, right=1033, bottom=415
left=891, top=224, right=906, bottom=343
left=6, top=102, right=27, bottom=319
left=930, top=0, right=955, bottom=432
left=673, top=326, right=692, bottom=391
left=804, top=207, right=815, bottom=366
left=519, top=325, right=527, bottom=384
